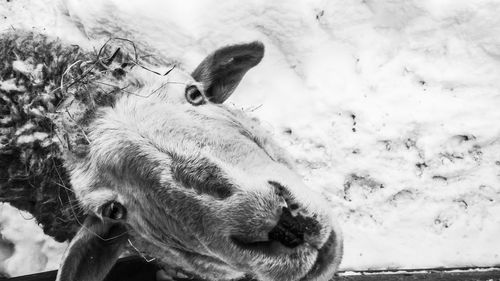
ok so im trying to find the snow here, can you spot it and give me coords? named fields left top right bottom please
left=1, top=0, right=500, bottom=276
left=0, top=203, right=67, bottom=276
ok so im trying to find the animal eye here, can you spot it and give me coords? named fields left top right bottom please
left=185, top=85, right=205, bottom=106
left=101, top=201, right=127, bottom=220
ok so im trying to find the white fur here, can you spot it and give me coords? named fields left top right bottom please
left=59, top=43, right=343, bottom=281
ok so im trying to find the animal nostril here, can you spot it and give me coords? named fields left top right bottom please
left=268, top=181, right=296, bottom=210
left=268, top=207, right=321, bottom=248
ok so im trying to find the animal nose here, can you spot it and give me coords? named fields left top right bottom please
left=230, top=206, right=322, bottom=252
left=268, top=207, right=321, bottom=248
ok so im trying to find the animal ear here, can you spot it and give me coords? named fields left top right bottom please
left=56, top=215, right=128, bottom=281
left=191, top=41, right=264, bottom=103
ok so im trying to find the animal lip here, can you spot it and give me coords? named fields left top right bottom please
left=299, top=231, right=339, bottom=281
left=230, top=235, right=296, bottom=256
left=231, top=230, right=340, bottom=281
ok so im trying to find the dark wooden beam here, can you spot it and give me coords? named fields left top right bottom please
left=337, top=269, right=500, bottom=281
left=4, top=257, right=157, bottom=281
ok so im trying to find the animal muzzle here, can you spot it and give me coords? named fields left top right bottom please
left=227, top=181, right=330, bottom=251
left=214, top=182, right=341, bottom=281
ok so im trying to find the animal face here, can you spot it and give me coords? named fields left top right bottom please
left=56, top=42, right=342, bottom=281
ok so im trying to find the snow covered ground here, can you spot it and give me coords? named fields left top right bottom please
left=0, top=204, right=67, bottom=277
left=1, top=0, right=500, bottom=276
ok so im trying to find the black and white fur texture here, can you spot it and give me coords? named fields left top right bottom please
left=55, top=41, right=343, bottom=281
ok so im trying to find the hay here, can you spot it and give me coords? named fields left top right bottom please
left=0, top=31, right=159, bottom=242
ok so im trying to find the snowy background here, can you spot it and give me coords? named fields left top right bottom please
left=1, top=0, right=500, bottom=277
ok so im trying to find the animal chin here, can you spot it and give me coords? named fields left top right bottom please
left=299, top=231, right=341, bottom=281
left=164, top=246, right=245, bottom=280
left=227, top=230, right=340, bottom=281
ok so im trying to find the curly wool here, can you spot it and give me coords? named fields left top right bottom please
left=0, top=32, right=136, bottom=242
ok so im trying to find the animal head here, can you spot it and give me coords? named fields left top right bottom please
left=56, top=41, right=343, bottom=281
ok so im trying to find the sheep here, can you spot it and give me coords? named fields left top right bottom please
left=0, top=32, right=342, bottom=281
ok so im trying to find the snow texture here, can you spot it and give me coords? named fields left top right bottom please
left=1, top=0, right=500, bottom=276
left=0, top=203, right=67, bottom=277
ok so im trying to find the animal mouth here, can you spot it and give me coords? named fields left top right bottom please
left=299, top=231, right=340, bottom=281
left=230, top=230, right=340, bottom=281
left=230, top=236, right=295, bottom=256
